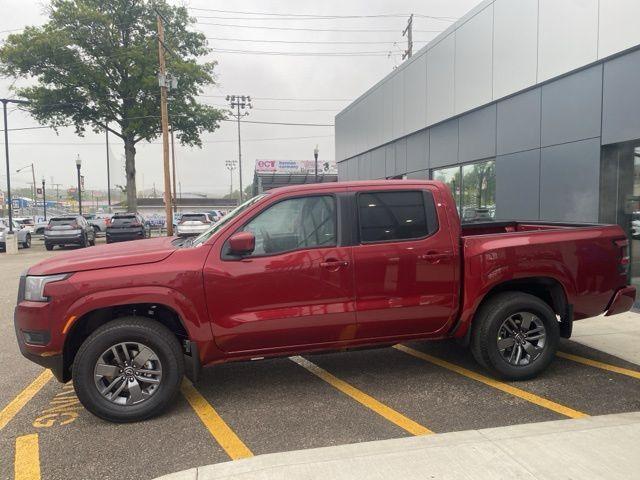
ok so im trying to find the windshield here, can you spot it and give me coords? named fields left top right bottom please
left=191, top=194, right=267, bottom=246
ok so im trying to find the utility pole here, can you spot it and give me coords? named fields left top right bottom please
left=170, top=126, right=178, bottom=213
left=42, top=177, right=46, bottom=221
left=105, top=128, right=112, bottom=212
left=2, top=98, right=29, bottom=233
left=157, top=10, right=174, bottom=236
left=226, top=95, right=252, bottom=203
left=402, top=14, right=414, bottom=60
left=225, top=160, right=237, bottom=197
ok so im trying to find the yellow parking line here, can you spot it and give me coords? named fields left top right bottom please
left=557, top=351, right=640, bottom=380
left=15, top=433, right=41, bottom=480
left=394, top=345, right=588, bottom=419
left=290, top=356, right=433, bottom=436
left=181, top=379, right=253, bottom=460
left=0, top=370, right=53, bottom=431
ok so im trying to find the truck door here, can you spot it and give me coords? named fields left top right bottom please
left=204, top=191, right=357, bottom=353
left=350, top=186, right=458, bottom=339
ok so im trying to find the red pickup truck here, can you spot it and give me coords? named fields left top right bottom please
left=14, top=180, right=635, bottom=422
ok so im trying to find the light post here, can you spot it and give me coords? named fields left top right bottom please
left=225, top=160, right=237, bottom=197
left=226, top=95, right=252, bottom=202
left=16, top=163, right=36, bottom=212
left=314, top=145, right=319, bottom=182
left=2, top=98, right=29, bottom=233
left=75, top=155, right=83, bottom=215
left=42, top=177, right=46, bottom=221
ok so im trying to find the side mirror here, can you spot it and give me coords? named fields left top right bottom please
left=228, top=231, right=255, bottom=256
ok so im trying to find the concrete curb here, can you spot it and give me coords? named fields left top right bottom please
left=155, top=412, right=640, bottom=480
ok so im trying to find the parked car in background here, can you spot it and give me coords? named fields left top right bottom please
left=35, top=220, right=49, bottom=235
left=207, top=210, right=225, bottom=223
left=44, top=215, right=95, bottom=250
left=0, top=218, right=32, bottom=250
left=14, top=180, right=635, bottom=422
left=13, top=217, right=36, bottom=233
left=83, top=213, right=112, bottom=234
left=176, top=212, right=213, bottom=237
left=106, top=213, right=150, bottom=243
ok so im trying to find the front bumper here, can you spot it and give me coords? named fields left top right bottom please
left=14, top=309, right=66, bottom=382
left=605, top=286, right=636, bottom=316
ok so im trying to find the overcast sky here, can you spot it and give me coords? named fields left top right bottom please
left=0, top=0, right=482, bottom=198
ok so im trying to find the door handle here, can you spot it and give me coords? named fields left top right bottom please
left=419, top=252, right=451, bottom=262
left=320, top=259, right=349, bottom=269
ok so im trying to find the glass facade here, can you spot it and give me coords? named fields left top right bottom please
left=432, top=159, right=496, bottom=222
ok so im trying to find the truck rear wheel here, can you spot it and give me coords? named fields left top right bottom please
left=470, top=292, right=559, bottom=380
left=72, top=317, right=184, bottom=423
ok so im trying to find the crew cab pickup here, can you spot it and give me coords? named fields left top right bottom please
left=14, top=180, right=635, bottom=422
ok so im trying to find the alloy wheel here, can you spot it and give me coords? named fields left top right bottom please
left=93, top=342, right=163, bottom=406
left=497, top=312, right=547, bottom=366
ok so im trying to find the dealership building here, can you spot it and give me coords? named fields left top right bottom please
left=335, top=0, right=640, bottom=285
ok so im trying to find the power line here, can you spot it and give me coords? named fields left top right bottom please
left=205, top=37, right=431, bottom=45
left=6, top=134, right=334, bottom=146
left=226, top=119, right=333, bottom=127
left=196, top=21, right=444, bottom=34
left=211, top=48, right=391, bottom=56
left=199, top=95, right=352, bottom=102
left=189, top=7, right=456, bottom=21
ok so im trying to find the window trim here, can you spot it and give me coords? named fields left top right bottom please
left=221, top=192, right=341, bottom=260
left=355, top=189, right=439, bottom=245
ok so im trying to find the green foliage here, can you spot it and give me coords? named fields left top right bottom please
left=0, top=0, right=225, bottom=210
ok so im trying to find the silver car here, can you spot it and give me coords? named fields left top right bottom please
left=176, top=212, right=213, bottom=237
left=0, top=218, right=32, bottom=251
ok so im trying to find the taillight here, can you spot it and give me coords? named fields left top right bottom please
left=615, top=239, right=630, bottom=275
left=45, top=225, right=52, bottom=230
left=105, top=218, right=111, bottom=226
left=131, top=222, right=141, bottom=227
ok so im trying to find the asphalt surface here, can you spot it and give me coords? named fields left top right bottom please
left=1, top=239, right=639, bottom=480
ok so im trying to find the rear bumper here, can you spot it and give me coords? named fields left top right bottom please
left=44, top=234, right=83, bottom=244
left=106, top=230, right=145, bottom=242
left=605, top=286, right=636, bottom=316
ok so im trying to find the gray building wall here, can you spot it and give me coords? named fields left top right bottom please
left=338, top=47, right=640, bottom=222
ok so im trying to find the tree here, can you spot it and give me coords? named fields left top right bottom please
left=0, top=0, right=224, bottom=211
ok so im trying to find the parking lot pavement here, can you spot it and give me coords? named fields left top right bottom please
left=1, top=245, right=639, bottom=480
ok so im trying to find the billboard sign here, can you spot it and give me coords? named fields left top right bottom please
left=255, top=159, right=337, bottom=175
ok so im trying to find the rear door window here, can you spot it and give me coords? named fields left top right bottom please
left=181, top=214, right=208, bottom=223
left=111, top=215, right=138, bottom=226
left=49, top=217, right=77, bottom=227
left=357, top=191, right=437, bottom=243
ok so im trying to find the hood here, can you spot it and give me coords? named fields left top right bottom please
left=28, top=237, right=178, bottom=275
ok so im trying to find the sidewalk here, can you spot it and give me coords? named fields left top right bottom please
left=158, top=412, right=640, bottom=480
left=156, top=312, right=640, bottom=480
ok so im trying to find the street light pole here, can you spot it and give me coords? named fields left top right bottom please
left=42, top=177, right=47, bottom=221
left=76, top=155, right=83, bottom=215
left=2, top=98, right=29, bottom=233
left=225, top=160, right=237, bottom=197
left=226, top=95, right=252, bottom=203
left=314, top=145, right=319, bottom=183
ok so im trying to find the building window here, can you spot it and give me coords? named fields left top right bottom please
left=357, top=191, right=436, bottom=242
left=432, top=159, right=495, bottom=222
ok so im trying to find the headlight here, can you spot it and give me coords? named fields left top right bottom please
left=24, top=274, right=69, bottom=302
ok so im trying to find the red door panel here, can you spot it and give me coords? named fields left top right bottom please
left=205, top=246, right=355, bottom=353
left=350, top=186, right=458, bottom=339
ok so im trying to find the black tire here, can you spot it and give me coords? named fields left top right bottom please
left=470, top=292, right=559, bottom=380
left=45, top=243, right=54, bottom=251
left=73, top=317, right=184, bottom=423
left=22, top=234, right=31, bottom=249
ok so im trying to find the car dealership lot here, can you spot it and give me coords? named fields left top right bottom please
left=1, top=246, right=639, bottom=480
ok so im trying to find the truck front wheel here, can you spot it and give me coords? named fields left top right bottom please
left=72, top=317, right=184, bottom=422
left=470, top=292, right=559, bottom=380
